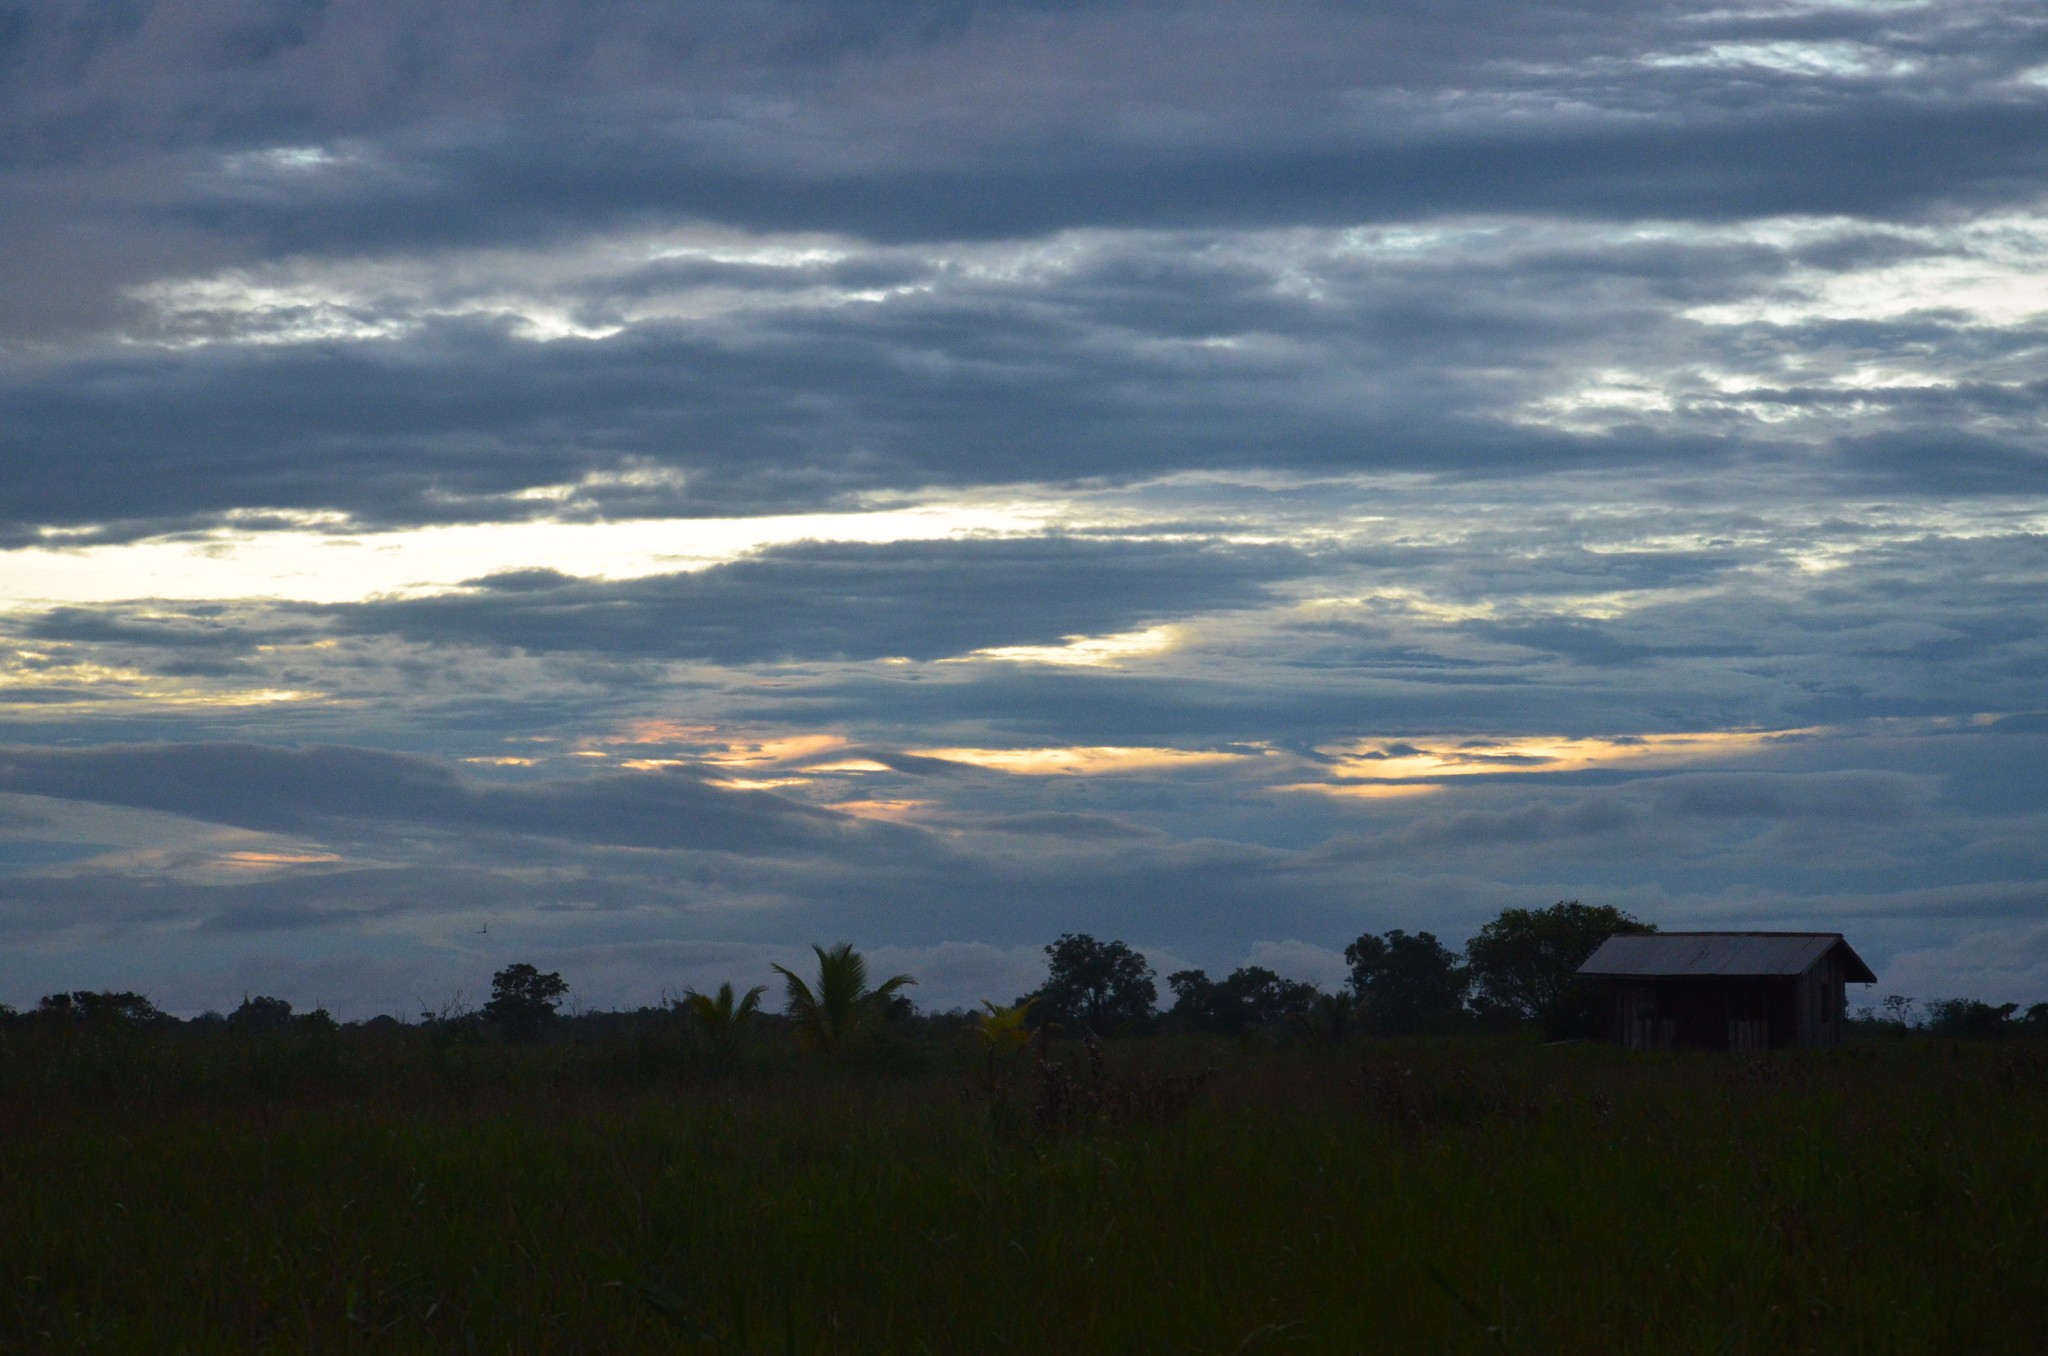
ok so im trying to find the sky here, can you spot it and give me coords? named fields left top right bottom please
left=3, top=0, right=2046, bottom=1018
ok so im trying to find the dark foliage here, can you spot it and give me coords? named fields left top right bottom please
left=1353, top=1060, right=1544, bottom=1136
left=1344, top=929, right=1469, bottom=1035
left=1924, top=999, right=2021, bottom=1039
left=1030, top=1032, right=1211, bottom=1131
left=2, top=1032, right=2047, bottom=1350
left=227, top=995, right=296, bottom=1032
left=481, top=963, right=569, bottom=1042
left=1290, top=990, right=1358, bottom=1045
left=1465, top=901, right=1655, bottom=1038
left=1024, top=934, right=1156, bottom=1036
left=1165, top=966, right=1317, bottom=1035
left=33, top=990, right=168, bottom=1028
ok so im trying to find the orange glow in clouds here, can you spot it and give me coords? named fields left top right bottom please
left=220, top=851, right=343, bottom=868
left=909, top=746, right=1254, bottom=775
left=1312, top=728, right=1816, bottom=785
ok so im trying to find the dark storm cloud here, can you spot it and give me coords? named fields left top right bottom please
left=0, top=265, right=1716, bottom=536
left=8, top=1, right=2047, bottom=254
left=1838, top=427, right=2048, bottom=496
left=715, top=664, right=1542, bottom=748
left=22, top=604, right=268, bottom=651
left=977, top=811, right=1159, bottom=841
left=318, top=536, right=1308, bottom=663
left=1651, top=770, right=1934, bottom=821
left=143, top=96, right=2048, bottom=258
left=0, top=742, right=879, bottom=856
left=1464, top=620, right=1665, bottom=668
left=1295, top=768, right=1967, bottom=901
left=0, top=1, right=2043, bottom=533
left=1, top=324, right=626, bottom=539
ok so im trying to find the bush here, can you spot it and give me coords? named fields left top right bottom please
left=1924, top=999, right=2020, bottom=1039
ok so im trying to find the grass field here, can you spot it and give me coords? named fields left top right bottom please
left=2, top=1026, right=2044, bottom=1353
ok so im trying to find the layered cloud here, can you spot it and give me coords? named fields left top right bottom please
left=2, top=0, right=2045, bottom=1011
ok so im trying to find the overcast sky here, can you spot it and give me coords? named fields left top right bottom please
left=3, top=0, right=2046, bottom=1017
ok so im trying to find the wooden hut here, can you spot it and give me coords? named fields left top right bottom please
left=1577, top=932, right=1875, bottom=1052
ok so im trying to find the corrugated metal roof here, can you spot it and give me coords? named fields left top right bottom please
left=1578, top=932, right=1876, bottom=982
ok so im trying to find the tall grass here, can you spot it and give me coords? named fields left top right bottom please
left=1, top=1031, right=2043, bottom=1352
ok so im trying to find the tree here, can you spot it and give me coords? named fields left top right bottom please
left=682, top=981, right=766, bottom=1046
left=228, top=995, right=296, bottom=1032
left=1344, top=930, right=1469, bottom=1035
left=35, top=991, right=166, bottom=1028
left=482, top=963, right=568, bottom=1041
left=1025, top=934, right=1157, bottom=1036
left=1465, top=901, right=1654, bottom=1038
left=772, top=943, right=915, bottom=1052
left=1165, top=966, right=1316, bottom=1035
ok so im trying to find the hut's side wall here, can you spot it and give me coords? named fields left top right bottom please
left=1615, top=980, right=1656, bottom=1050
left=1793, top=955, right=1849, bottom=1049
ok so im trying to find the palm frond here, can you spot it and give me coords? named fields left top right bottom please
left=772, top=963, right=830, bottom=1049
left=683, top=981, right=766, bottom=1037
left=775, top=944, right=917, bottom=1052
left=977, top=997, right=1035, bottom=1053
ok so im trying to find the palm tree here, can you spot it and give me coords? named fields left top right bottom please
left=976, top=997, right=1036, bottom=1055
left=975, top=996, right=1037, bottom=1089
left=681, top=981, right=766, bottom=1039
left=771, top=943, right=915, bottom=1052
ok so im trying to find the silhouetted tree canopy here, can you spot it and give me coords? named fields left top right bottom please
left=1466, top=901, right=1655, bottom=1038
left=1166, top=966, right=1317, bottom=1035
left=1344, top=929, right=1469, bottom=1035
left=35, top=991, right=167, bottom=1027
left=482, top=963, right=568, bottom=1041
left=1027, top=934, right=1156, bottom=1035
left=228, top=995, right=295, bottom=1032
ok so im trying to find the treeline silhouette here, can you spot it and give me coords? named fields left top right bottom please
left=7, top=901, right=2045, bottom=1048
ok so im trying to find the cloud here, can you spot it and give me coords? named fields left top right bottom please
left=319, top=536, right=1310, bottom=663
left=4, top=0, right=2048, bottom=1011
left=0, top=742, right=878, bottom=857
left=1242, top=938, right=1351, bottom=991
left=975, top=811, right=1160, bottom=841
left=3, top=1, right=2046, bottom=534
left=1651, top=770, right=1935, bottom=821
left=10, top=1, right=2046, bottom=263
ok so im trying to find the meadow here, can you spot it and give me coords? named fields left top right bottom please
left=1, top=1022, right=2044, bottom=1354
